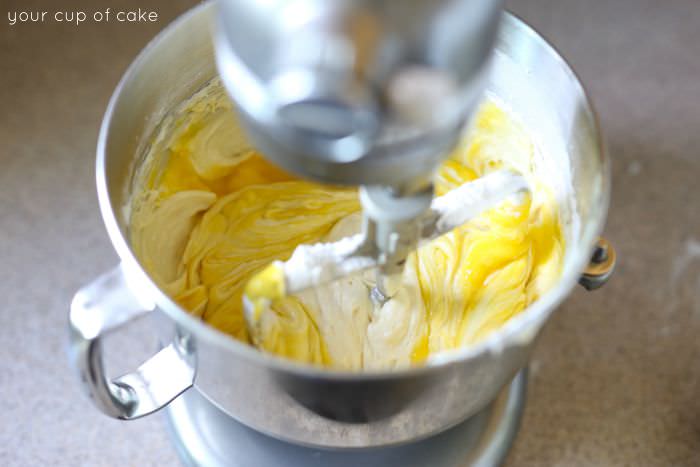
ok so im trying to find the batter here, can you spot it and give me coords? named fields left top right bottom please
left=129, top=81, right=564, bottom=371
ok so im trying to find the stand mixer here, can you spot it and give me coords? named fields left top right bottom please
left=68, top=1, right=613, bottom=465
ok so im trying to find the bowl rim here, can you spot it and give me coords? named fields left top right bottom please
left=96, top=1, right=610, bottom=381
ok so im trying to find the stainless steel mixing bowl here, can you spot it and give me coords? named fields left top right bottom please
left=69, top=2, right=610, bottom=448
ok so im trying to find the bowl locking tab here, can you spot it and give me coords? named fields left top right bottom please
left=579, top=237, right=616, bottom=290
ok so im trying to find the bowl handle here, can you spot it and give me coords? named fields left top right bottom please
left=68, top=264, right=195, bottom=419
left=579, top=237, right=616, bottom=290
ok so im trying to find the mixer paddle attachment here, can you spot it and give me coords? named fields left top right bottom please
left=242, top=170, right=529, bottom=339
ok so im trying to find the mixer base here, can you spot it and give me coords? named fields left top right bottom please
left=165, top=369, right=527, bottom=467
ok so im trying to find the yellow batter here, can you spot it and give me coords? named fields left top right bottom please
left=130, top=82, right=564, bottom=371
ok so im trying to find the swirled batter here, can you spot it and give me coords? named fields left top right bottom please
left=129, top=81, right=564, bottom=371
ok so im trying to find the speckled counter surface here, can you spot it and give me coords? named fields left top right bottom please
left=1, top=0, right=699, bottom=465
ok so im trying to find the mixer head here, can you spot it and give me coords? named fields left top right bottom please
left=215, top=0, right=503, bottom=187
left=215, top=0, right=504, bottom=288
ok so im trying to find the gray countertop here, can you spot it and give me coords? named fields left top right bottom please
left=1, top=0, right=699, bottom=465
